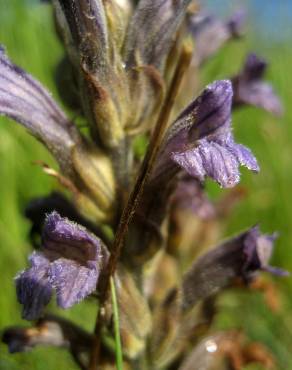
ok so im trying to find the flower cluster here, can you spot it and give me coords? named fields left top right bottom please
left=0, top=1, right=287, bottom=369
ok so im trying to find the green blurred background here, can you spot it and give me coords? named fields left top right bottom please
left=0, top=0, right=292, bottom=369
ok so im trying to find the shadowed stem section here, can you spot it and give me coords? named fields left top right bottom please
left=88, top=41, right=193, bottom=370
left=110, top=276, right=123, bottom=370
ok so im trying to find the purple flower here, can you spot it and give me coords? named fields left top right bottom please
left=188, top=10, right=246, bottom=66
left=16, top=212, right=107, bottom=320
left=181, top=226, right=288, bottom=311
left=154, top=80, right=259, bottom=188
left=0, top=47, right=80, bottom=176
left=232, top=53, right=283, bottom=116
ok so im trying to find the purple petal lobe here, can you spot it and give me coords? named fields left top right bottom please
left=0, top=47, right=79, bottom=171
left=243, top=226, right=289, bottom=277
left=15, top=253, right=52, bottom=320
left=225, top=140, right=259, bottom=172
left=172, top=139, right=241, bottom=188
left=172, top=148, right=206, bottom=182
left=49, top=258, right=98, bottom=309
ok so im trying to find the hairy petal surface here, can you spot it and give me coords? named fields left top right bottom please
left=153, top=80, right=258, bottom=187
left=16, top=212, right=107, bottom=319
left=0, top=47, right=80, bottom=172
left=49, top=258, right=98, bottom=309
left=16, top=253, right=52, bottom=320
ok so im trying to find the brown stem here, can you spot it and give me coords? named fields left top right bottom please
left=88, top=42, right=192, bottom=370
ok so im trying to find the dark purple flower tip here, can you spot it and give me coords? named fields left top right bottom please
left=0, top=47, right=80, bottom=172
left=232, top=53, right=283, bottom=116
left=16, top=212, right=107, bottom=319
left=243, top=226, right=289, bottom=277
left=166, top=79, right=233, bottom=145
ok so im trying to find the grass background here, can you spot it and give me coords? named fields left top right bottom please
left=0, top=0, right=292, bottom=369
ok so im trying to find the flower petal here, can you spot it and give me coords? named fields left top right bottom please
left=0, top=47, right=79, bottom=172
left=172, top=140, right=241, bottom=188
left=225, top=140, right=259, bottom=172
left=15, top=253, right=52, bottom=320
left=42, top=211, right=104, bottom=265
left=243, top=226, right=289, bottom=276
left=49, top=258, right=98, bottom=308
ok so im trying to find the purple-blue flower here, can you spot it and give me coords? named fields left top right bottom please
left=232, top=53, right=283, bottom=116
left=154, top=80, right=259, bottom=188
left=16, top=212, right=107, bottom=320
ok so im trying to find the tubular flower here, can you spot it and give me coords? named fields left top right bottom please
left=16, top=212, right=108, bottom=320
left=153, top=80, right=259, bottom=188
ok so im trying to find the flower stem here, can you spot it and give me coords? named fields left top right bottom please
left=110, top=276, right=123, bottom=370
left=89, top=40, right=192, bottom=370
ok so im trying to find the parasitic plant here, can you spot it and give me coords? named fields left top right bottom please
left=0, top=1, right=288, bottom=369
